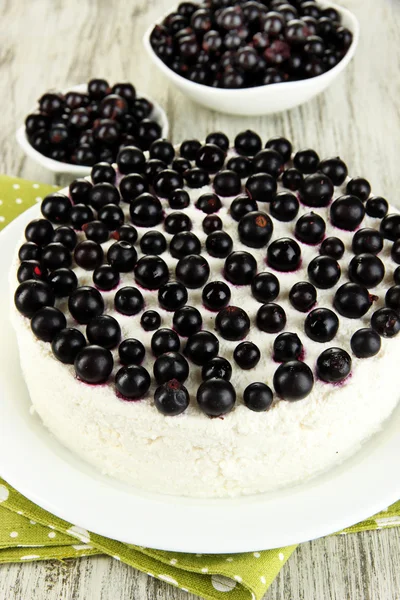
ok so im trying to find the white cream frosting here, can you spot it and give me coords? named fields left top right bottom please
left=9, top=152, right=400, bottom=497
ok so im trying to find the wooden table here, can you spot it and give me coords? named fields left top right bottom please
left=1, top=0, right=400, bottom=598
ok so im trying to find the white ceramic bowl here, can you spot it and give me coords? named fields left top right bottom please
left=144, top=1, right=359, bottom=116
left=16, top=83, right=169, bottom=177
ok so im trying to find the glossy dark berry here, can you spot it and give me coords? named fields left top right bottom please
left=114, top=224, right=137, bottom=245
left=333, top=282, right=373, bottom=319
left=394, top=267, right=400, bottom=285
left=215, top=305, right=250, bottom=341
left=115, top=364, right=151, bottom=399
left=172, top=306, right=202, bottom=337
left=89, top=183, right=120, bottom=210
left=317, top=347, right=352, bottom=383
left=185, top=330, right=219, bottom=366
left=75, top=345, right=113, bottom=384
left=119, top=173, right=148, bottom=202
left=68, top=286, right=104, bottom=324
left=213, top=169, right=241, bottom=197
left=308, top=255, right=341, bottom=289
left=74, top=240, right=104, bottom=270
left=91, top=162, right=116, bottom=185
left=170, top=232, right=201, bottom=259
left=195, top=192, right=222, bottom=214
left=203, top=215, right=222, bottom=234
left=39, top=92, right=65, bottom=116
left=41, top=193, right=71, bottom=224
left=70, top=204, right=95, bottom=230
left=172, top=157, right=191, bottom=175
left=320, top=236, right=344, bottom=259
left=31, top=306, right=66, bottom=342
left=282, top=168, right=304, bottom=191
left=238, top=211, right=273, bottom=249
left=144, top=158, right=167, bottom=182
left=252, top=150, right=283, bottom=180
left=234, top=130, right=262, bottom=156
left=93, top=265, right=119, bottom=291
left=365, top=196, right=388, bottom=219
left=151, top=328, right=180, bottom=357
left=88, top=78, right=110, bottom=100
left=230, top=195, right=258, bottom=221
left=17, top=260, right=47, bottom=283
left=201, top=281, right=230, bottom=312
left=195, top=144, right=225, bottom=173
left=245, top=173, right=277, bottom=202
left=138, top=231, right=165, bottom=256
left=318, top=157, right=348, bottom=186
left=153, top=351, right=189, bottom=385
left=180, top=139, right=201, bottom=160
left=117, top=146, right=146, bottom=175
left=380, top=214, right=400, bottom=241
left=346, top=177, right=371, bottom=202
left=233, top=341, right=260, bottom=369
left=118, top=338, right=145, bottom=366
left=273, top=360, right=314, bottom=401
left=169, top=189, right=190, bottom=210
left=184, top=167, right=211, bottom=188
left=226, top=155, right=253, bottom=179
left=47, top=268, right=77, bottom=297
left=82, top=221, right=109, bottom=244
left=205, top=131, right=229, bottom=151
left=25, top=112, right=50, bottom=136
left=25, top=219, right=53, bottom=247
left=273, top=332, right=303, bottom=362
left=348, top=253, right=385, bottom=288
left=154, top=169, right=184, bottom=202
left=51, top=328, right=86, bottom=364
left=206, top=231, right=233, bottom=258
left=18, top=242, right=41, bottom=262
left=87, top=315, right=121, bottom=349
left=295, top=212, right=326, bottom=244
left=270, top=191, right=299, bottom=222
left=243, top=382, right=273, bottom=412
left=350, top=328, right=381, bottom=359
left=265, top=136, right=292, bottom=162
left=157, top=281, right=187, bottom=311
left=289, top=281, right=317, bottom=313
left=176, top=254, right=210, bottom=289
left=114, top=286, right=144, bottom=316
left=385, top=286, right=400, bottom=313
left=256, top=303, right=286, bottom=333
left=141, top=310, right=161, bottom=331
left=129, top=193, right=163, bottom=227
left=293, top=148, right=319, bottom=174
left=164, top=212, right=192, bottom=234
left=371, top=308, right=400, bottom=338
left=106, top=241, right=137, bottom=272
left=69, top=179, right=92, bottom=204
left=391, top=240, right=400, bottom=265
left=225, top=251, right=257, bottom=285
left=267, top=237, right=301, bottom=272
left=136, top=119, right=161, bottom=150
left=251, top=272, right=279, bottom=303
left=330, top=195, right=365, bottom=231
left=154, top=380, right=190, bottom=415
left=300, top=173, right=333, bottom=207
left=197, top=378, right=235, bottom=417
left=150, top=139, right=175, bottom=164
left=202, top=357, right=232, bottom=381
left=304, top=308, right=338, bottom=342
left=41, top=243, right=71, bottom=270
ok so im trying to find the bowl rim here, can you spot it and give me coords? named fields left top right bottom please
left=16, top=83, right=170, bottom=175
left=143, top=0, right=360, bottom=97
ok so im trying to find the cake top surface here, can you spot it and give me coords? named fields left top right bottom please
left=13, top=130, right=400, bottom=418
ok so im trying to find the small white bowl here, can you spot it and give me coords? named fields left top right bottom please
left=144, top=1, right=359, bottom=116
left=16, top=83, right=169, bottom=178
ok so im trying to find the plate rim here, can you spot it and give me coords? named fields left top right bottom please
left=1, top=204, right=400, bottom=554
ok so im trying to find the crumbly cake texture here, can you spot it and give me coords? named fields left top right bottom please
left=10, top=144, right=400, bottom=498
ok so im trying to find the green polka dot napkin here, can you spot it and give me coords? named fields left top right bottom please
left=1, top=174, right=400, bottom=600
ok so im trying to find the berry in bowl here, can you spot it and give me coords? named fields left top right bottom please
left=144, top=0, right=359, bottom=115
left=16, top=79, right=169, bottom=177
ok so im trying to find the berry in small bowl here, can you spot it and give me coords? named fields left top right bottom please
left=17, top=79, right=169, bottom=176
left=144, top=1, right=359, bottom=115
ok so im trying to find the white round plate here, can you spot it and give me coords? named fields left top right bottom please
left=1, top=205, right=400, bottom=553
left=16, top=83, right=169, bottom=177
